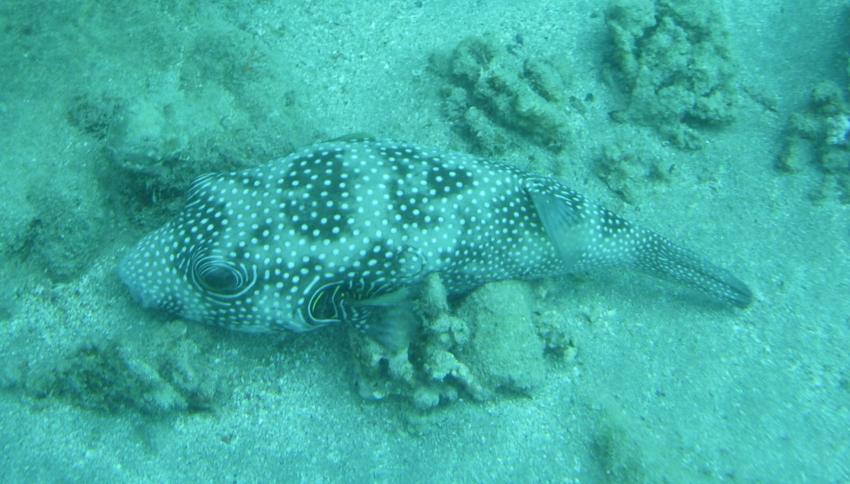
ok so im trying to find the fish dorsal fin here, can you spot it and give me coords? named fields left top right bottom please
left=527, top=179, right=591, bottom=269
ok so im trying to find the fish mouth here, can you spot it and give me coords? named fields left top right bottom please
left=116, top=252, right=157, bottom=309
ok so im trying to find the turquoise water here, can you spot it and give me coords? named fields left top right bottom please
left=1, top=0, right=849, bottom=482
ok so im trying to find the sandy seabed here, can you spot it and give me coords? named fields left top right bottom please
left=1, top=0, right=848, bottom=482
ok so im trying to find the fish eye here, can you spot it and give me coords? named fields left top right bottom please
left=199, top=265, right=241, bottom=293
left=192, top=255, right=255, bottom=297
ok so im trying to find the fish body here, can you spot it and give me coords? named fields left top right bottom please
left=118, top=138, right=751, bottom=340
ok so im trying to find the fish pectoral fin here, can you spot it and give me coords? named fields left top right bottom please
left=351, top=287, right=418, bottom=350
left=360, top=304, right=419, bottom=351
left=528, top=184, right=590, bottom=268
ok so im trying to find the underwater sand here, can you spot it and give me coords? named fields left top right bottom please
left=1, top=0, right=849, bottom=482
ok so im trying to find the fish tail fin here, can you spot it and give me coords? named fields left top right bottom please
left=628, top=227, right=753, bottom=308
left=529, top=180, right=752, bottom=308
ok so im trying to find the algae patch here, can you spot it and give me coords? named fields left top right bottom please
left=9, top=188, right=107, bottom=282
left=776, top=32, right=850, bottom=202
left=350, top=275, right=574, bottom=409
left=594, top=141, right=674, bottom=204
left=430, top=35, right=578, bottom=154
left=26, top=323, right=218, bottom=416
left=605, top=0, right=739, bottom=149
left=3, top=169, right=109, bottom=283
left=778, top=81, right=850, bottom=203
left=62, top=10, right=314, bottom=219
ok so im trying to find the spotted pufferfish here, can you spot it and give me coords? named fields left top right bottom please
left=119, top=137, right=752, bottom=347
